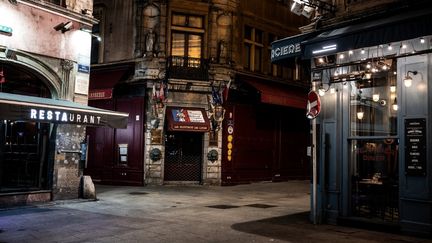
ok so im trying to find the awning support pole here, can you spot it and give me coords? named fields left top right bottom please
left=311, top=82, right=318, bottom=225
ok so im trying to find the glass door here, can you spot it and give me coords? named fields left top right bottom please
left=349, top=61, right=399, bottom=222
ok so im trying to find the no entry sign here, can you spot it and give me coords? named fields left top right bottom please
left=306, top=91, right=321, bottom=119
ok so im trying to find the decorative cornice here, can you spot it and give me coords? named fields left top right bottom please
left=17, top=0, right=98, bottom=26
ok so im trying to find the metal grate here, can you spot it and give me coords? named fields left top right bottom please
left=164, top=132, right=202, bottom=181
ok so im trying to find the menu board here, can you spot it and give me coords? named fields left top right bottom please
left=405, top=118, right=426, bottom=175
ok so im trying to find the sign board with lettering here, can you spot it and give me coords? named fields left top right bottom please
left=405, top=118, right=426, bottom=176
left=0, top=92, right=129, bottom=129
left=89, top=89, right=113, bottom=100
left=166, top=107, right=210, bottom=132
left=270, top=32, right=316, bottom=63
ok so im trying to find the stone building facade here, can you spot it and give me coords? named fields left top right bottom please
left=0, top=0, right=127, bottom=207
left=86, top=0, right=310, bottom=186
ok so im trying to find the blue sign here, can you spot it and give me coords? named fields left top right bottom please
left=0, top=25, right=13, bottom=36
left=78, top=64, right=90, bottom=73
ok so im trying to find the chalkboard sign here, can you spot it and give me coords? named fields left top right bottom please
left=405, top=118, right=426, bottom=175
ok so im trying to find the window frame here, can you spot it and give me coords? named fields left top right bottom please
left=170, top=13, right=205, bottom=59
left=244, top=25, right=264, bottom=72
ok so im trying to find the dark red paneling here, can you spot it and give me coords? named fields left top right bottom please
left=222, top=104, right=274, bottom=184
left=85, top=97, right=145, bottom=186
left=277, top=107, right=310, bottom=180
left=85, top=99, right=115, bottom=181
left=113, top=97, right=144, bottom=184
left=221, top=103, right=310, bottom=185
left=240, top=76, right=308, bottom=109
left=89, top=64, right=134, bottom=90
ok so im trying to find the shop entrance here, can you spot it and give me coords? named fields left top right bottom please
left=164, top=132, right=203, bottom=182
left=348, top=61, right=399, bottom=223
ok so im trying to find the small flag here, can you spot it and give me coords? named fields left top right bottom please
left=152, top=83, right=157, bottom=100
left=222, top=80, right=231, bottom=102
left=0, top=68, right=5, bottom=84
left=159, top=83, right=165, bottom=101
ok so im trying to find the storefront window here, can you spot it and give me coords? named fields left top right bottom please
left=1, top=121, right=50, bottom=192
left=349, top=59, right=399, bottom=222
left=350, top=65, right=398, bottom=136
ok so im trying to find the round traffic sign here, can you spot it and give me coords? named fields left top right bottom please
left=306, top=91, right=321, bottom=119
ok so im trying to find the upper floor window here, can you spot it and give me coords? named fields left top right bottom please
left=171, top=13, right=205, bottom=63
left=244, top=26, right=263, bottom=72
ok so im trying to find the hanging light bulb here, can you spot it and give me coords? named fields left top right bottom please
left=390, top=85, right=396, bottom=93
left=404, top=76, right=412, bottom=87
left=403, top=71, right=417, bottom=87
left=318, top=83, right=326, bottom=96
left=361, top=49, right=365, bottom=54
left=392, top=98, right=398, bottom=111
left=357, top=110, right=364, bottom=120
left=387, top=44, right=392, bottom=50
left=366, top=62, right=371, bottom=69
left=420, top=37, right=425, bottom=44
left=364, top=71, right=372, bottom=80
left=372, top=93, right=380, bottom=102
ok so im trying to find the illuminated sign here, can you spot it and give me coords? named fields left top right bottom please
left=271, top=43, right=301, bottom=60
left=30, top=108, right=101, bottom=125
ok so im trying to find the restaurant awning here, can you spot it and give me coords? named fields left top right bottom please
left=89, top=62, right=135, bottom=90
left=166, top=107, right=210, bottom=132
left=0, top=92, right=129, bottom=129
left=303, top=8, right=432, bottom=59
left=244, top=79, right=307, bottom=109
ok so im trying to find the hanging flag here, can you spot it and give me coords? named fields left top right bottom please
left=159, top=82, right=165, bottom=101
left=152, top=83, right=157, bottom=100
left=211, top=85, right=222, bottom=105
left=222, top=79, right=231, bottom=103
left=0, top=68, right=5, bottom=84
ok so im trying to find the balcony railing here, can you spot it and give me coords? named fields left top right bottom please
left=167, top=56, right=209, bottom=81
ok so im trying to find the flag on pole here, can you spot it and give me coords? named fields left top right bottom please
left=152, top=83, right=157, bottom=100
left=0, top=67, right=5, bottom=84
left=159, top=83, right=165, bottom=101
left=222, top=80, right=231, bottom=103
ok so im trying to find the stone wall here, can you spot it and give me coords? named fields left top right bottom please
left=53, top=125, right=86, bottom=200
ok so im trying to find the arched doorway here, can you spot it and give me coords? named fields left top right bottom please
left=0, top=62, right=53, bottom=192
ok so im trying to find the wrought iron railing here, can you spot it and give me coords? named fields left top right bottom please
left=167, top=56, right=209, bottom=81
